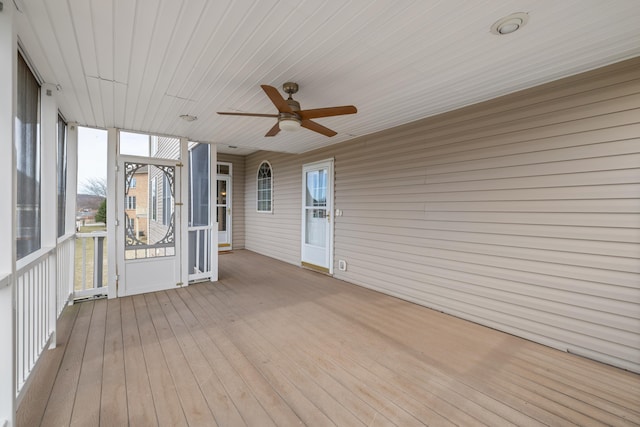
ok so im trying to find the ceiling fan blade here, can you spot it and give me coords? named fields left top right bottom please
left=301, top=119, right=337, bottom=137
left=297, top=105, right=357, bottom=120
left=265, top=122, right=280, bottom=137
left=261, top=85, right=293, bottom=113
left=217, top=112, right=278, bottom=118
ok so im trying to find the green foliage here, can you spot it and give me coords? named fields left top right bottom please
left=95, top=199, right=107, bottom=224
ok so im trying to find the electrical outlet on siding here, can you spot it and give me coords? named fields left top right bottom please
left=338, top=259, right=347, bottom=271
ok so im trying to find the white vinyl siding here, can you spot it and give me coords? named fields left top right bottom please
left=245, top=57, right=640, bottom=373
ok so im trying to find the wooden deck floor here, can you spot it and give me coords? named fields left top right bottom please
left=17, top=250, right=640, bottom=426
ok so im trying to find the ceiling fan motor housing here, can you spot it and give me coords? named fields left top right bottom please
left=282, top=81, right=299, bottom=95
left=286, top=98, right=301, bottom=112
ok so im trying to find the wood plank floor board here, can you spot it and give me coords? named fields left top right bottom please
left=194, top=284, right=380, bottom=427
left=207, top=267, right=486, bottom=426
left=215, top=252, right=632, bottom=422
left=196, top=281, right=447, bottom=427
left=275, top=269, right=609, bottom=426
left=344, top=288, right=640, bottom=416
left=184, top=285, right=334, bottom=426
left=142, top=292, right=218, bottom=426
left=505, top=357, right=640, bottom=424
left=516, top=349, right=640, bottom=404
left=18, top=250, right=640, bottom=427
left=70, top=298, right=107, bottom=427
left=99, top=299, right=128, bottom=427
left=130, top=294, right=188, bottom=427
left=314, top=289, right=596, bottom=425
left=40, top=301, right=94, bottom=427
left=154, top=290, right=247, bottom=427
left=219, top=260, right=533, bottom=426
left=318, top=286, right=636, bottom=426
left=168, top=288, right=285, bottom=427
left=119, top=297, right=159, bottom=426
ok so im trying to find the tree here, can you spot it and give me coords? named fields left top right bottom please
left=81, top=177, right=107, bottom=197
left=95, top=199, right=107, bottom=224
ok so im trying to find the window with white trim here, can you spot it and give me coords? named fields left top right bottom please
left=151, top=177, right=157, bottom=221
left=257, top=161, right=272, bottom=212
left=126, top=195, right=136, bottom=210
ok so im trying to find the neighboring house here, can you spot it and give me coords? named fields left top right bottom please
left=147, top=137, right=179, bottom=245
left=124, top=166, right=148, bottom=240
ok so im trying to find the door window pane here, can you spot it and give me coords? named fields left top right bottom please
left=305, top=209, right=326, bottom=247
left=16, top=53, right=41, bottom=259
left=305, top=170, right=326, bottom=207
left=125, top=162, right=175, bottom=259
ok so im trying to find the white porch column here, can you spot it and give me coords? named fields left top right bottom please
left=180, top=137, right=189, bottom=287
left=65, top=123, right=79, bottom=236
left=107, top=128, right=118, bottom=298
left=210, top=144, right=218, bottom=282
left=40, top=83, right=58, bottom=349
left=0, top=2, right=18, bottom=426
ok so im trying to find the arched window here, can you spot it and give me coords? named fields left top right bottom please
left=257, top=161, right=273, bottom=212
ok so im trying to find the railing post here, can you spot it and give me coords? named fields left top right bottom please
left=48, top=253, right=57, bottom=349
left=94, top=235, right=104, bottom=288
left=81, top=237, right=86, bottom=291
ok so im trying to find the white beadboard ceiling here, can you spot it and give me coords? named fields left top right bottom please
left=15, top=0, right=640, bottom=155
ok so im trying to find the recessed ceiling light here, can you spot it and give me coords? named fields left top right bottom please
left=179, top=114, right=198, bottom=122
left=491, top=12, right=529, bottom=35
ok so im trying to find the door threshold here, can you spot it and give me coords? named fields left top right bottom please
left=301, top=261, right=331, bottom=275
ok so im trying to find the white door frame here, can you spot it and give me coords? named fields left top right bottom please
left=301, top=158, right=334, bottom=274
left=217, top=173, right=232, bottom=250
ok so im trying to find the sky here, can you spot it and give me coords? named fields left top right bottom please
left=77, top=127, right=150, bottom=190
left=77, top=127, right=107, bottom=186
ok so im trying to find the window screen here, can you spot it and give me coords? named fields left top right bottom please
left=16, top=53, right=41, bottom=259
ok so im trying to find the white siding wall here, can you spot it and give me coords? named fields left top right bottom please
left=245, top=57, right=640, bottom=373
left=218, top=153, right=245, bottom=249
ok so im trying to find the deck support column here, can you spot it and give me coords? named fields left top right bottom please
left=41, top=83, right=59, bottom=349
left=0, top=2, right=17, bottom=426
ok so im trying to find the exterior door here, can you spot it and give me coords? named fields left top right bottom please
left=301, top=159, right=334, bottom=273
left=117, top=156, right=182, bottom=296
left=217, top=176, right=232, bottom=250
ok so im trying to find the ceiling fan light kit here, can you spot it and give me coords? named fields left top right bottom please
left=279, top=116, right=301, bottom=131
left=218, top=82, right=357, bottom=137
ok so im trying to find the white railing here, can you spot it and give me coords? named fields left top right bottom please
left=75, top=231, right=108, bottom=298
left=15, top=247, right=56, bottom=398
left=188, top=225, right=213, bottom=282
left=56, top=234, right=75, bottom=316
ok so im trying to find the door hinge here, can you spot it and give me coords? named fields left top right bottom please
left=115, top=219, right=119, bottom=226
left=176, top=162, right=184, bottom=167
left=175, top=202, right=184, bottom=206
left=115, top=164, right=119, bottom=172
left=176, top=282, right=184, bottom=287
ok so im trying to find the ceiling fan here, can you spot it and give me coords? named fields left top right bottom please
left=217, top=82, right=357, bottom=137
